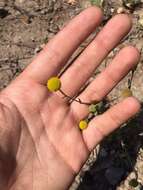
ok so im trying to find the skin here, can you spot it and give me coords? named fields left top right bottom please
left=0, top=6, right=141, bottom=190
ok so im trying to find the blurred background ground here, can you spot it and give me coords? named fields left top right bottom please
left=0, top=0, right=143, bottom=189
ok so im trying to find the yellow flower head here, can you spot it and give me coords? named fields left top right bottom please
left=47, top=77, right=61, bottom=92
left=79, top=120, right=88, bottom=130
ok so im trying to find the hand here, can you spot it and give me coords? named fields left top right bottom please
left=0, top=6, right=140, bottom=190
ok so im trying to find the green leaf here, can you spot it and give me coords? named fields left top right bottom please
left=90, top=0, right=104, bottom=7
left=89, top=104, right=98, bottom=114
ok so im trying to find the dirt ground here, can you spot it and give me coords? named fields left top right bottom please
left=0, top=0, right=143, bottom=189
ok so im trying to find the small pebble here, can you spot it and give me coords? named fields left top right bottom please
left=138, top=18, right=143, bottom=27
left=117, top=7, right=125, bottom=14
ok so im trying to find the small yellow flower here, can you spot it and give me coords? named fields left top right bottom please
left=47, top=77, right=61, bottom=92
left=121, top=88, right=133, bottom=98
left=79, top=120, right=88, bottom=130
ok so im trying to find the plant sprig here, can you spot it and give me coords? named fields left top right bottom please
left=47, top=76, right=101, bottom=130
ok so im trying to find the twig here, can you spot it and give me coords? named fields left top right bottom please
left=0, top=42, right=35, bottom=49
left=128, top=68, right=136, bottom=89
left=0, top=67, right=10, bottom=72
left=0, top=56, right=33, bottom=63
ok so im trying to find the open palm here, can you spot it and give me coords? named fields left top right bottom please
left=0, top=7, right=140, bottom=190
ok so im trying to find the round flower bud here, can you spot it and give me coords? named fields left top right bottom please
left=79, top=120, right=88, bottom=130
left=47, top=77, right=61, bottom=92
left=121, top=88, right=133, bottom=98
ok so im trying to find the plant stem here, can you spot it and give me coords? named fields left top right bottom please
left=59, top=89, right=91, bottom=105
left=128, top=68, right=136, bottom=89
